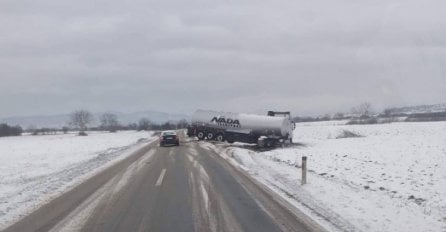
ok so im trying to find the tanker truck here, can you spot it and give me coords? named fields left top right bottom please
left=187, top=110, right=295, bottom=147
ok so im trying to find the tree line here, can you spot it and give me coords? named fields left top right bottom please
left=0, top=124, right=23, bottom=137
left=68, top=110, right=189, bottom=136
left=0, top=110, right=190, bottom=138
left=293, top=102, right=375, bottom=123
left=294, top=102, right=446, bottom=125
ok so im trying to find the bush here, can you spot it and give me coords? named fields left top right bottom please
left=336, top=130, right=363, bottom=139
left=78, top=131, right=88, bottom=136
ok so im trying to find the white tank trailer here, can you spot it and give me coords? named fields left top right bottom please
left=187, top=110, right=295, bottom=147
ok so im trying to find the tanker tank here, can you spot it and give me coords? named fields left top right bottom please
left=191, top=110, right=294, bottom=138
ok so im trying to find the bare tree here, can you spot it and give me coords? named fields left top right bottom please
left=100, top=113, right=120, bottom=132
left=383, top=108, right=393, bottom=117
left=138, top=118, right=151, bottom=131
left=69, top=110, right=94, bottom=136
left=351, top=102, right=373, bottom=117
left=176, top=119, right=189, bottom=129
left=333, top=112, right=345, bottom=120
left=382, top=108, right=397, bottom=123
left=62, top=126, right=69, bottom=134
left=127, top=123, right=138, bottom=130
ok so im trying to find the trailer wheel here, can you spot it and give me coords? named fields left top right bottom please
left=215, top=134, right=224, bottom=142
left=197, top=131, right=205, bottom=140
left=265, top=139, right=276, bottom=148
left=206, top=132, right=215, bottom=140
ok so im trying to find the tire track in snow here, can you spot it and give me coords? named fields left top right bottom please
left=49, top=149, right=157, bottom=232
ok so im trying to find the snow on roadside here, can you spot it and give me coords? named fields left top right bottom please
left=0, top=131, right=156, bottom=229
left=219, top=121, right=446, bottom=232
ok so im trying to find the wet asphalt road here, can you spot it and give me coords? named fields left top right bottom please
left=3, top=133, right=325, bottom=232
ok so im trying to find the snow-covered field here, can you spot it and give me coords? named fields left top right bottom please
left=211, top=121, right=446, bottom=232
left=0, top=131, right=156, bottom=229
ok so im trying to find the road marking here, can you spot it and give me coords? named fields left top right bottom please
left=155, top=169, right=167, bottom=186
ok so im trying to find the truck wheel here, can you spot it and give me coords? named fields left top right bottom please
left=197, top=131, right=205, bottom=140
left=215, top=134, right=224, bottom=142
left=206, top=132, right=215, bottom=140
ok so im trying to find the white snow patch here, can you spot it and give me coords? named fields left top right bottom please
left=222, top=121, right=446, bottom=232
left=49, top=175, right=120, bottom=232
left=0, top=131, right=156, bottom=230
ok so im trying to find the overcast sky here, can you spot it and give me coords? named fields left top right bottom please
left=0, top=0, right=445, bottom=118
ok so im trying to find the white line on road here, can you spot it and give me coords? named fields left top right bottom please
left=155, top=169, right=167, bottom=186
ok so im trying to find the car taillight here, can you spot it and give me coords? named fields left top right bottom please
left=160, top=136, right=164, bottom=141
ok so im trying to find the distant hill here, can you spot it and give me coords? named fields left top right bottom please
left=115, top=111, right=190, bottom=125
left=0, top=114, right=70, bottom=129
left=0, top=111, right=190, bottom=128
left=385, top=103, right=446, bottom=115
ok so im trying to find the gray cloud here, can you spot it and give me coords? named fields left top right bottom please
left=1, top=0, right=445, bottom=117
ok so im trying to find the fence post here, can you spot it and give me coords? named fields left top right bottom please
left=302, top=156, right=307, bottom=185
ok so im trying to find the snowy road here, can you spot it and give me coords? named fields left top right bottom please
left=3, top=133, right=324, bottom=232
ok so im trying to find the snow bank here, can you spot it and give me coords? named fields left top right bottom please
left=225, top=121, right=446, bottom=232
left=0, top=131, right=156, bottom=229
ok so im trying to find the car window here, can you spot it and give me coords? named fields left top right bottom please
left=162, top=131, right=176, bottom=136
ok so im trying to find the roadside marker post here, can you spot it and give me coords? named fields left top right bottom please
left=302, top=156, right=307, bottom=185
